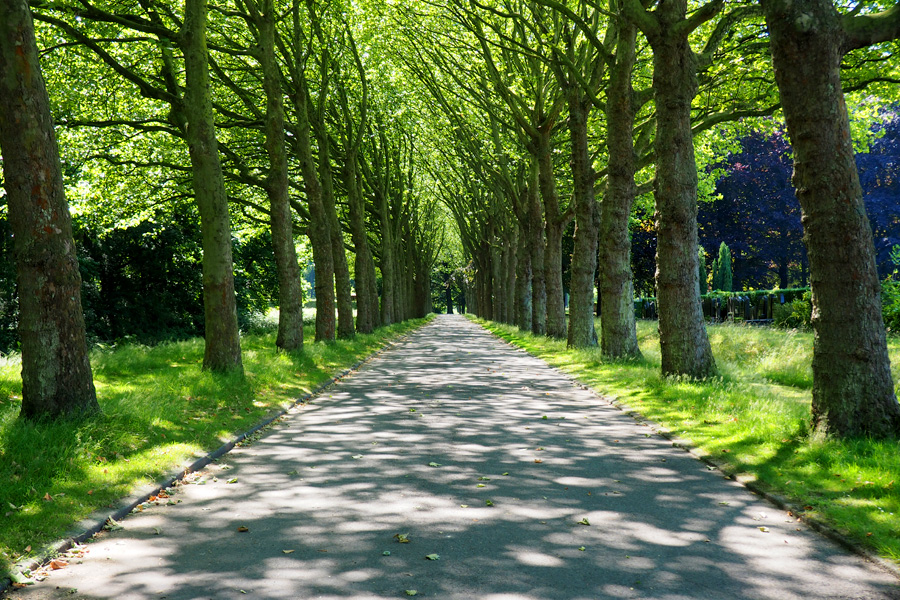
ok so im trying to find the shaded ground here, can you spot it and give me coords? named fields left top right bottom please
left=6, top=315, right=899, bottom=600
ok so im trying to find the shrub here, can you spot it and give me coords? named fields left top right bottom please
left=773, top=291, right=812, bottom=329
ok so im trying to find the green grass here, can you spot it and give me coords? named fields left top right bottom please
left=476, top=317, right=900, bottom=565
left=0, top=317, right=429, bottom=578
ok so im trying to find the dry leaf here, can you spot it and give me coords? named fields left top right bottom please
left=49, top=560, right=68, bottom=570
left=534, top=459, right=543, bottom=464
left=42, top=493, right=53, bottom=502
left=237, top=526, right=249, bottom=532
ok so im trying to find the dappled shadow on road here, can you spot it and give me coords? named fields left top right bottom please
left=9, top=315, right=899, bottom=600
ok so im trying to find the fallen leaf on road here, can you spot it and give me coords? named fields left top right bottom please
left=227, top=478, right=239, bottom=484
left=485, top=499, right=494, bottom=507
left=534, top=459, right=543, bottom=464
left=49, top=560, right=67, bottom=570
left=578, top=546, right=586, bottom=551
left=476, top=484, right=485, bottom=488
left=578, top=518, right=590, bottom=526
left=428, top=462, right=441, bottom=467
left=394, top=533, right=410, bottom=543
left=352, top=455, right=363, bottom=460
left=425, top=554, right=440, bottom=561
left=405, top=591, right=418, bottom=597
left=237, top=526, right=249, bottom=532
left=758, top=527, right=769, bottom=533
left=282, top=550, right=295, bottom=554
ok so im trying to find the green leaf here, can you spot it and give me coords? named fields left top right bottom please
left=382, top=551, right=391, bottom=556
left=428, top=462, right=441, bottom=467
left=578, top=518, right=590, bottom=526
left=578, top=546, right=586, bottom=551
left=394, top=533, right=410, bottom=543
left=425, top=553, right=440, bottom=560
left=405, top=591, right=418, bottom=597
left=477, top=477, right=490, bottom=481
left=485, top=499, right=494, bottom=507
left=226, top=477, right=238, bottom=484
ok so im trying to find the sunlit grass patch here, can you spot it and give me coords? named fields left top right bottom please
left=476, top=316, right=900, bottom=566
left=0, top=317, right=429, bottom=578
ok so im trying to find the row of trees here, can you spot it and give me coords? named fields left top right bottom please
left=3, top=0, right=900, bottom=439
left=394, top=0, right=900, bottom=439
left=0, top=0, right=450, bottom=420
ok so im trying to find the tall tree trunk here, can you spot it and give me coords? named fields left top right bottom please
left=0, top=0, right=99, bottom=419
left=600, top=17, right=642, bottom=359
left=183, top=0, right=243, bottom=372
left=762, top=0, right=900, bottom=438
left=646, top=2, right=715, bottom=378
left=258, top=0, right=303, bottom=351
left=515, top=218, right=533, bottom=331
left=318, top=141, right=355, bottom=338
left=566, top=88, right=600, bottom=348
left=291, top=84, right=335, bottom=341
left=378, top=192, right=395, bottom=326
left=346, top=151, right=377, bottom=333
left=528, top=159, right=547, bottom=335
left=504, top=231, right=517, bottom=325
left=537, top=127, right=568, bottom=339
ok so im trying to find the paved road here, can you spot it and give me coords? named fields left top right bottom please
left=6, top=315, right=899, bottom=600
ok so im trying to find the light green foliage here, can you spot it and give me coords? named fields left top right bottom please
left=478, top=317, right=900, bottom=564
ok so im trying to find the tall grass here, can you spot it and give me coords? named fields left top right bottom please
left=479, top=318, right=900, bottom=564
left=0, top=318, right=429, bottom=578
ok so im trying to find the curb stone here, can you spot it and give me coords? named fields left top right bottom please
left=475, top=317, right=900, bottom=583
left=0, top=323, right=424, bottom=596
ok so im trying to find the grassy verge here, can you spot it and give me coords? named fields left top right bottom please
left=476, top=317, right=900, bottom=565
left=0, top=317, right=429, bottom=578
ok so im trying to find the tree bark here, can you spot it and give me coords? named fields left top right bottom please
left=566, top=87, right=600, bottom=348
left=318, top=139, right=355, bottom=339
left=527, top=159, right=547, bottom=335
left=290, top=80, right=335, bottom=341
left=515, top=217, right=533, bottom=331
left=258, top=0, right=303, bottom=351
left=641, top=0, right=716, bottom=378
left=537, top=126, right=569, bottom=339
left=504, top=230, right=517, bottom=325
left=183, top=0, right=243, bottom=372
left=0, top=0, right=99, bottom=419
left=599, top=17, right=642, bottom=359
left=346, top=150, right=377, bottom=333
left=378, top=190, right=395, bottom=326
left=762, top=0, right=900, bottom=438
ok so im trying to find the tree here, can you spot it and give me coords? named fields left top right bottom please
left=699, top=129, right=806, bottom=290
left=761, top=0, right=900, bottom=438
left=246, top=0, right=305, bottom=351
left=711, top=241, right=732, bottom=292
left=622, top=0, right=721, bottom=378
left=0, top=0, right=99, bottom=419
left=183, top=0, right=244, bottom=373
